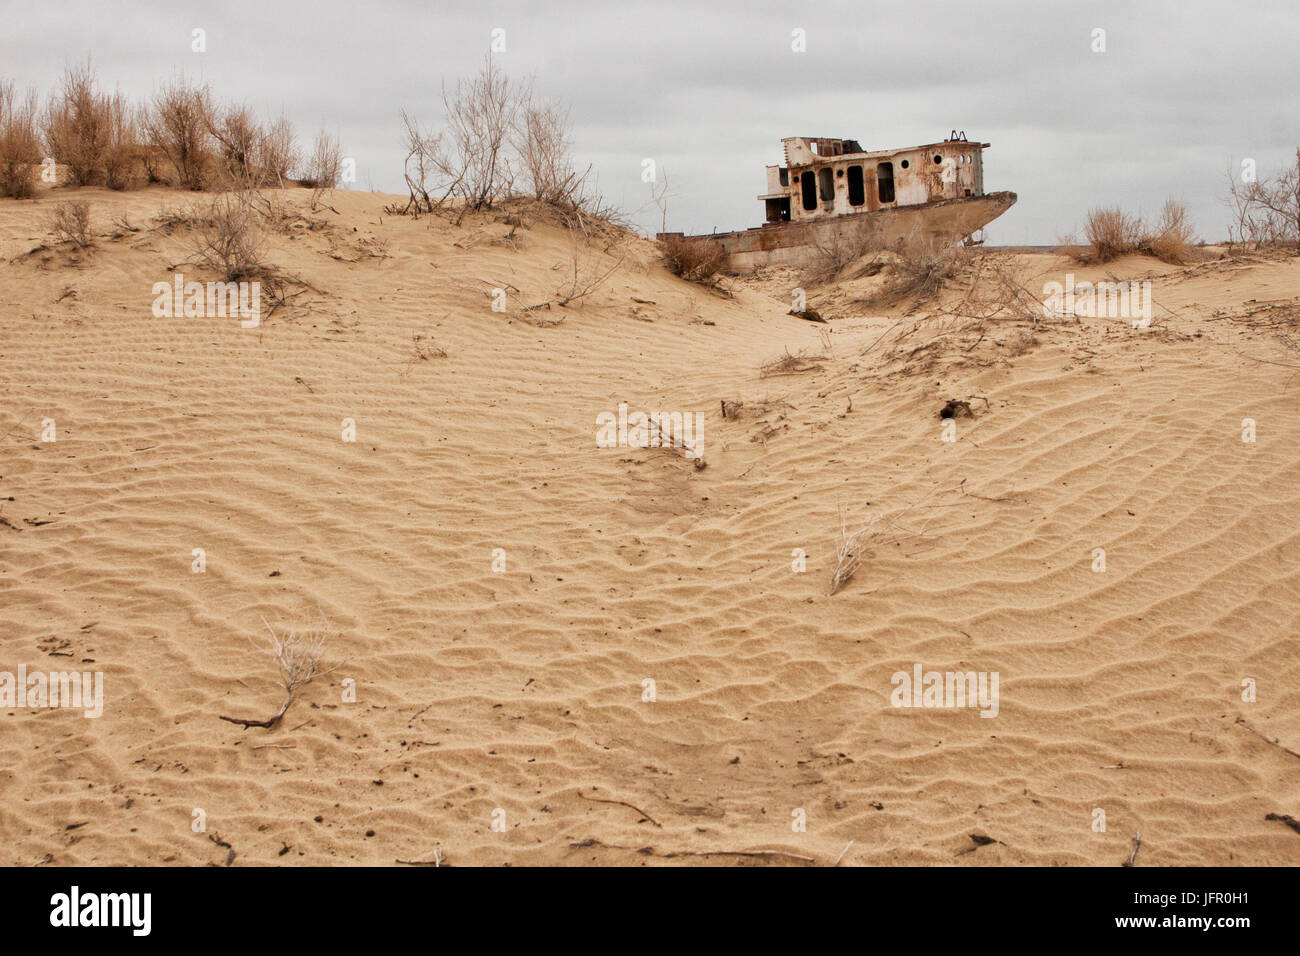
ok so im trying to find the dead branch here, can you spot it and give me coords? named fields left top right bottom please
left=1237, top=717, right=1300, bottom=759
left=397, top=848, right=446, bottom=866
left=219, top=610, right=334, bottom=730
left=1122, top=831, right=1142, bottom=867
left=578, top=789, right=662, bottom=828
left=570, top=838, right=815, bottom=864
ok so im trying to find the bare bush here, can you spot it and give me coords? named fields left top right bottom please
left=189, top=194, right=266, bottom=281
left=144, top=76, right=214, bottom=190
left=42, top=59, right=110, bottom=186
left=393, top=60, right=619, bottom=223
left=259, top=113, right=299, bottom=184
left=1223, top=150, right=1300, bottom=253
left=827, top=503, right=931, bottom=596
left=759, top=347, right=826, bottom=377
left=0, top=79, right=42, bottom=198
left=1139, top=198, right=1196, bottom=263
left=438, top=55, right=518, bottom=210
left=658, top=234, right=724, bottom=283
left=890, top=231, right=969, bottom=300
left=514, top=96, right=588, bottom=208
left=300, top=127, right=343, bottom=209
left=1082, top=207, right=1143, bottom=262
left=135, top=104, right=167, bottom=183
left=218, top=610, right=335, bottom=730
left=208, top=104, right=263, bottom=187
left=45, top=200, right=93, bottom=248
left=101, top=91, right=140, bottom=190
left=555, top=213, right=627, bottom=307
left=388, top=109, right=441, bottom=216
left=1075, top=200, right=1198, bottom=264
left=805, top=223, right=884, bottom=285
left=828, top=512, right=885, bottom=596
left=392, top=54, right=521, bottom=219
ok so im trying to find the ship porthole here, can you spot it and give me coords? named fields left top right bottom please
left=900, top=159, right=909, bottom=169
left=933, top=154, right=943, bottom=164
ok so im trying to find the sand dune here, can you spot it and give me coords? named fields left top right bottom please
left=2, top=185, right=1299, bottom=865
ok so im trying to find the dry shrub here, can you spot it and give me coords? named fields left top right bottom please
left=300, top=128, right=343, bottom=210
left=555, top=212, right=628, bottom=307
left=145, top=76, right=214, bottom=190
left=259, top=114, right=299, bottom=184
left=101, top=91, right=140, bottom=190
left=827, top=503, right=931, bottom=596
left=394, top=59, right=614, bottom=223
left=394, top=56, right=520, bottom=218
left=219, top=610, right=335, bottom=730
left=189, top=194, right=266, bottom=281
left=658, top=235, right=724, bottom=283
left=1223, top=151, right=1300, bottom=253
left=888, top=231, right=969, bottom=301
left=759, top=347, right=826, bottom=377
left=0, top=79, right=42, bottom=198
left=1139, top=199, right=1196, bottom=264
left=208, top=104, right=263, bottom=187
left=42, top=59, right=110, bottom=186
left=1078, top=201, right=1197, bottom=264
left=45, top=200, right=93, bottom=248
left=209, top=106, right=300, bottom=190
left=1082, top=207, right=1142, bottom=261
left=514, top=97, right=588, bottom=208
left=805, top=222, right=885, bottom=285
left=436, top=54, right=517, bottom=210
left=1055, top=231, right=1086, bottom=260
left=389, top=110, right=439, bottom=216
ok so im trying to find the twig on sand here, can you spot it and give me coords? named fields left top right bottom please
left=958, top=478, right=1027, bottom=504
left=0, top=414, right=32, bottom=444
left=828, top=500, right=932, bottom=596
left=1265, top=813, right=1300, bottom=835
left=570, top=838, right=814, bottom=863
left=1237, top=717, right=1300, bottom=759
left=397, top=848, right=445, bottom=866
left=578, top=790, right=662, bottom=828
left=834, top=840, right=854, bottom=865
left=408, top=702, right=435, bottom=727
left=1122, top=832, right=1141, bottom=867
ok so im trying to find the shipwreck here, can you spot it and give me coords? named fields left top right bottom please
left=659, top=132, right=1016, bottom=272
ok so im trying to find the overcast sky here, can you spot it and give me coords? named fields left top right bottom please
left=4, top=0, right=1297, bottom=244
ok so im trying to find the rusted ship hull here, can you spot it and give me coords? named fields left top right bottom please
left=663, top=190, right=1017, bottom=273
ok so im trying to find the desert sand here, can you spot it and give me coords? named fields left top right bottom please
left=2, top=183, right=1299, bottom=866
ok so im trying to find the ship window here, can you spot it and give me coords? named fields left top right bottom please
left=818, top=167, right=834, bottom=202
left=800, top=170, right=817, bottom=211
left=900, top=159, right=909, bottom=169
left=766, top=197, right=791, bottom=222
left=934, top=154, right=943, bottom=164
left=877, top=162, right=895, bottom=203
left=846, top=165, right=864, bottom=206
left=779, top=167, right=789, bottom=186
